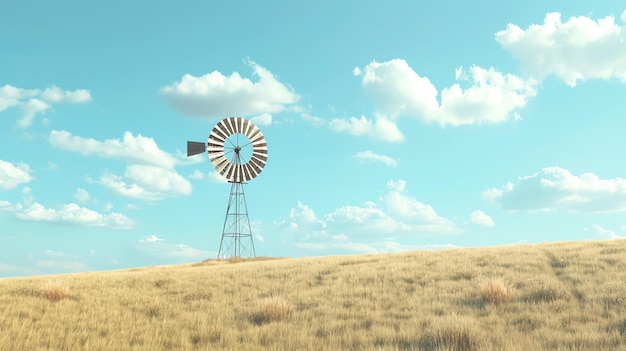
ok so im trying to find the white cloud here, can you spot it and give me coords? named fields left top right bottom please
left=251, top=112, right=272, bottom=126
left=438, top=66, right=537, bottom=125
left=16, top=202, right=133, bottom=229
left=160, top=60, right=299, bottom=119
left=18, top=98, right=50, bottom=128
left=622, top=9, right=626, bottom=23
left=99, top=165, right=192, bottom=201
left=362, top=59, right=439, bottom=115
left=139, top=235, right=164, bottom=243
left=0, top=160, right=32, bottom=190
left=75, top=188, right=89, bottom=203
left=138, top=237, right=214, bottom=260
left=483, top=167, right=626, bottom=212
left=39, top=86, right=92, bottom=104
left=470, top=210, right=495, bottom=227
left=357, top=59, right=537, bottom=128
left=289, top=201, right=320, bottom=227
left=49, top=130, right=177, bottom=169
left=278, top=180, right=460, bottom=254
left=0, top=84, right=91, bottom=128
left=329, top=114, right=404, bottom=142
left=168, top=244, right=208, bottom=258
left=381, top=180, right=458, bottom=232
left=352, top=67, right=362, bottom=76
left=49, top=130, right=192, bottom=201
left=354, top=150, right=398, bottom=167
left=496, top=11, right=626, bottom=86
left=0, top=85, right=39, bottom=111
left=585, top=225, right=623, bottom=240
left=326, top=202, right=398, bottom=235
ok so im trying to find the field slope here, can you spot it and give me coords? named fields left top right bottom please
left=1, top=240, right=626, bottom=350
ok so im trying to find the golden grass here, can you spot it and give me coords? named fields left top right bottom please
left=0, top=239, right=625, bottom=350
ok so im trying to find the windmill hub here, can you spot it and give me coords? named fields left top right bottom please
left=186, top=117, right=268, bottom=259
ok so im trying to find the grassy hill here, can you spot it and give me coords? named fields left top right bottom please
left=1, top=240, right=625, bottom=350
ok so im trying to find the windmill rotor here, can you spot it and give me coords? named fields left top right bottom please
left=188, top=116, right=267, bottom=183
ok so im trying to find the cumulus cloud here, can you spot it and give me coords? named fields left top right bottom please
left=356, top=59, right=537, bottom=128
left=18, top=99, right=50, bottom=128
left=0, top=160, right=32, bottom=190
left=0, top=84, right=91, bottom=128
left=288, top=201, right=322, bottom=229
left=354, top=150, right=398, bottom=167
left=16, top=202, right=133, bottom=228
left=0, top=85, right=39, bottom=111
left=483, top=167, right=626, bottom=212
left=496, top=10, right=626, bottom=86
left=49, top=130, right=177, bottom=169
left=160, top=60, right=299, bottom=119
left=470, top=210, right=495, bottom=227
left=381, top=180, right=458, bottom=232
left=278, top=180, right=460, bottom=254
left=329, top=114, right=404, bottom=142
left=39, top=86, right=92, bottom=104
left=49, top=130, right=191, bottom=201
left=586, top=225, right=624, bottom=240
left=99, top=165, right=191, bottom=201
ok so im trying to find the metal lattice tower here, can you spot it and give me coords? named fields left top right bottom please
left=187, top=117, right=268, bottom=259
left=218, top=180, right=255, bottom=259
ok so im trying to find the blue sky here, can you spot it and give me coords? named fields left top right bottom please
left=1, top=1, right=626, bottom=277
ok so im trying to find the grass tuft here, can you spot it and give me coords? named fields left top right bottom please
left=478, top=276, right=513, bottom=305
left=420, top=315, right=484, bottom=351
left=250, top=293, right=292, bottom=325
left=41, top=280, right=70, bottom=302
left=526, top=279, right=569, bottom=303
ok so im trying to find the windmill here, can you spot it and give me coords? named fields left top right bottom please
left=187, top=116, right=268, bottom=259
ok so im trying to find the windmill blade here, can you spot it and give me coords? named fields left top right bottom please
left=187, top=141, right=206, bottom=157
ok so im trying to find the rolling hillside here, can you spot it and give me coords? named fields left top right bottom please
left=1, top=240, right=625, bottom=350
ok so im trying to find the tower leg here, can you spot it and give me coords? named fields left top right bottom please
left=218, top=182, right=256, bottom=259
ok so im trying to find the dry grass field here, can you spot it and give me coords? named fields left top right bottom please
left=1, top=240, right=625, bottom=350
